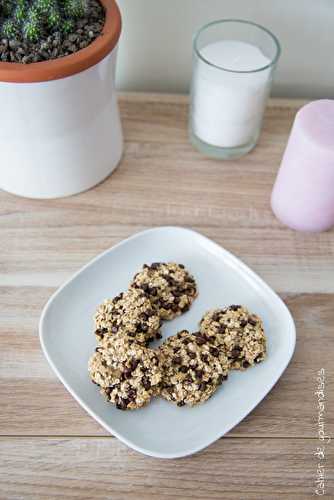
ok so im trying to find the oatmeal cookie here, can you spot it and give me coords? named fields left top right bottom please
left=200, top=305, right=266, bottom=370
left=158, top=330, right=229, bottom=407
left=130, top=262, right=197, bottom=320
left=94, top=288, right=161, bottom=345
left=88, top=334, right=162, bottom=410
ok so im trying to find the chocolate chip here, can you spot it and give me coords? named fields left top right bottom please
left=179, top=264, right=185, bottom=269
left=198, top=382, right=207, bottom=391
left=255, top=355, right=263, bottom=363
left=173, top=356, right=182, bottom=365
left=173, top=346, right=180, bottom=353
left=218, top=324, right=226, bottom=333
left=141, top=283, right=150, bottom=292
left=123, top=367, right=132, bottom=379
left=212, top=313, right=221, bottom=321
left=104, top=387, right=111, bottom=394
left=149, top=287, right=158, bottom=296
left=95, top=328, right=107, bottom=338
left=142, top=377, right=151, bottom=390
left=141, top=323, right=148, bottom=332
left=150, top=262, right=161, bottom=269
left=156, top=332, right=163, bottom=340
left=195, top=369, right=203, bottom=379
left=91, top=379, right=99, bottom=385
left=141, top=313, right=148, bottom=321
left=127, top=389, right=137, bottom=401
left=179, top=366, right=188, bottom=373
left=230, top=348, right=241, bottom=358
left=248, top=317, right=257, bottom=326
left=217, top=375, right=223, bottom=385
left=95, top=347, right=102, bottom=352
left=182, top=338, right=191, bottom=345
left=181, top=304, right=190, bottom=313
left=146, top=309, right=155, bottom=317
left=230, top=305, right=241, bottom=311
left=116, top=399, right=128, bottom=410
left=210, top=347, right=219, bottom=357
left=177, top=400, right=185, bottom=407
left=188, top=351, right=196, bottom=359
left=130, top=359, right=139, bottom=371
left=201, top=354, right=209, bottom=363
left=240, top=319, right=248, bottom=327
left=165, top=276, right=177, bottom=286
left=243, top=360, right=250, bottom=368
left=195, top=336, right=207, bottom=345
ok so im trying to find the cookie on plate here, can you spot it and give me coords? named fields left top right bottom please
left=199, top=305, right=266, bottom=370
left=130, top=262, right=198, bottom=320
left=88, top=334, right=162, bottom=410
left=158, top=330, right=229, bottom=407
left=94, top=288, right=161, bottom=345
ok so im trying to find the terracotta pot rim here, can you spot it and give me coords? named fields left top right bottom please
left=0, top=0, right=121, bottom=83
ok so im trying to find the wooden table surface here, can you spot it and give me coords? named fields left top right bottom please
left=0, top=93, right=333, bottom=500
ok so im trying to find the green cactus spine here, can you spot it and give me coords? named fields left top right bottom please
left=0, top=0, right=88, bottom=42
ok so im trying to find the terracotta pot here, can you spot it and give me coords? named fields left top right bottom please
left=0, top=0, right=123, bottom=199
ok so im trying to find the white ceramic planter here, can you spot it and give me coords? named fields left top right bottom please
left=0, top=0, right=123, bottom=199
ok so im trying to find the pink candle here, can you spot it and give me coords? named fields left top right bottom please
left=271, top=100, right=334, bottom=232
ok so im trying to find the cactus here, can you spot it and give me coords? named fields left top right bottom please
left=0, top=0, right=88, bottom=42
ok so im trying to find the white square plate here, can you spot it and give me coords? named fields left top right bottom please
left=40, top=226, right=296, bottom=458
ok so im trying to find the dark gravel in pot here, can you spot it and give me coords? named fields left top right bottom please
left=0, top=0, right=105, bottom=64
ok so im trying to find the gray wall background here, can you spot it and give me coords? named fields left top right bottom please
left=116, top=0, right=333, bottom=98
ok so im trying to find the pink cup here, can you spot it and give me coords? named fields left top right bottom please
left=271, top=100, right=334, bottom=232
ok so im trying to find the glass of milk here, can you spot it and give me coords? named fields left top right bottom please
left=190, top=20, right=281, bottom=159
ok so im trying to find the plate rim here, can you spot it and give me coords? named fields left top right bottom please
left=39, top=226, right=296, bottom=459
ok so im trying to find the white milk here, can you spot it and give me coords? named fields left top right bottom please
left=192, top=40, right=271, bottom=148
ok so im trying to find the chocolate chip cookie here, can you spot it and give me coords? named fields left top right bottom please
left=158, top=330, right=229, bottom=407
left=88, top=333, right=162, bottom=410
left=94, top=288, right=161, bottom=345
left=130, top=262, right=198, bottom=320
left=200, top=305, right=266, bottom=370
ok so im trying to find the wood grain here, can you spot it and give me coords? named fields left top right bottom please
left=1, top=437, right=332, bottom=500
left=0, top=93, right=333, bottom=499
left=0, top=95, right=333, bottom=294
